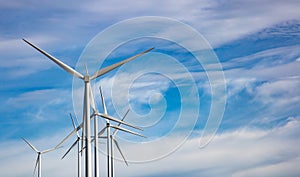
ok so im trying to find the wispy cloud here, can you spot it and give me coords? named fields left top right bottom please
left=112, top=118, right=300, bottom=177
left=254, top=78, right=300, bottom=116
left=2, top=0, right=300, bottom=47
left=221, top=45, right=300, bottom=100
left=2, top=118, right=299, bottom=177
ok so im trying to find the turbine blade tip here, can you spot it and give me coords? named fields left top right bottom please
left=22, top=38, right=30, bottom=43
left=145, top=47, right=155, bottom=52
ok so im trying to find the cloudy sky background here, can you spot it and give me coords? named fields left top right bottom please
left=1, top=0, right=300, bottom=177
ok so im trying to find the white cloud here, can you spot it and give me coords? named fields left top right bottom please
left=225, top=45, right=300, bottom=93
left=217, top=45, right=300, bottom=125
left=4, top=88, right=72, bottom=125
left=112, top=118, right=300, bottom=177
left=232, top=157, right=300, bottom=177
left=7, top=89, right=64, bottom=108
left=254, top=79, right=300, bottom=114
left=224, top=67, right=300, bottom=110
left=223, top=45, right=300, bottom=70
left=219, top=45, right=300, bottom=97
left=78, top=0, right=300, bottom=46
left=2, top=117, right=299, bottom=177
left=199, top=46, right=300, bottom=108
left=2, top=0, right=300, bottom=48
left=1, top=56, right=53, bottom=78
left=225, top=77, right=256, bottom=97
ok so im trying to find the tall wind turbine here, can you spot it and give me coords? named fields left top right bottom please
left=22, top=138, right=58, bottom=177
left=98, top=87, right=145, bottom=177
left=23, top=38, right=154, bottom=177
left=61, top=113, right=82, bottom=177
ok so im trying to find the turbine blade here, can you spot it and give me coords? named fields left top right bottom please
left=22, top=137, right=39, bottom=153
left=97, top=113, right=142, bottom=131
left=74, top=114, right=80, bottom=128
left=110, top=125, right=145, bottom=138
left=90, top=47, right=154, bottom=80
left=89, top=84, right=97, bottom=113
left=84, top=63, right=89, bottom=75
left=112, top=109, right=130, bottom=136
left=61, top=139, right=78, bottom=159
left=97, top=126, right=107, bottom=136
left=22, top=39, right=84, bottom=80
left=99, top=86, right=107, bottom=115
left=81, top=125, right=84, bottom=156
left=33, top=155, right=40, bottom=177
left=42, top=146, right=61, bottom=154
left=69, top=113, right=77, bottom=130
left=70, top=113, right=80, bottom=137
left=90, top=126, right=108, bottom=144
left=113, top=139, right=128, bottom=166
left=56, top=122, right=82, bottom=148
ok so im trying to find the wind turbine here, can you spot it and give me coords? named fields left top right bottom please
left=97, top=86, right=145, bottom=177
left=60, top=113, right=82, bottom=177
left=22, top=138, right=58, bottom=177
left=23, top=38, right=153, bottom=177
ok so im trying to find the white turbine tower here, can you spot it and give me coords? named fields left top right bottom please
left=98, top=87, right=145, bottom=177
left=60, top=113, right=82, bottom=177
left=22, top=138, right=58, bottom=177
left=23, top=38, right=153, bottom=177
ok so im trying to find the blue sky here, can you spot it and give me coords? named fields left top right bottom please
left=1, top=0, right=300, bottom=177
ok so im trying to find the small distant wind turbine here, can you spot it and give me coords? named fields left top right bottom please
left=97, top=86, right=145, bottom=177
left=22, top=138, right=59, bottom=177
left=23, top=38, right=153, bottom=177
left=60, top=113, right=82, bottom=177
